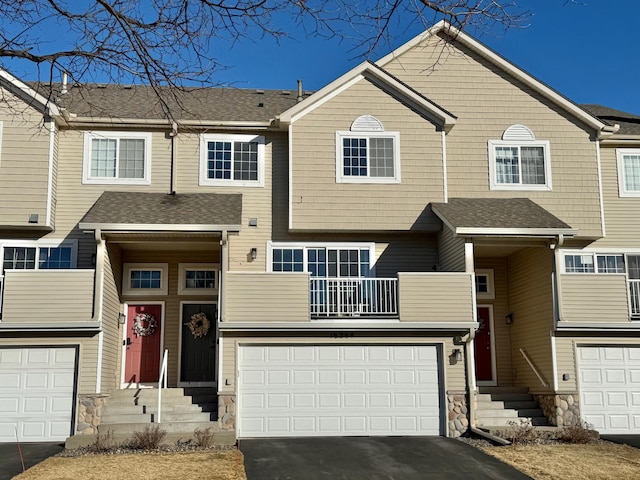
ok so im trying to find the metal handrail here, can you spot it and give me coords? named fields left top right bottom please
left=519, top=348, right=548, bottom=387
left=157, top=349, right=168, bottom=423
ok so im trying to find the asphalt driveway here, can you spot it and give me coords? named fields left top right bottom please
left=0, top=442, right=64, bottom=479
left=601, top=435, right=640, bottom=449
left=240, top=436, right=531, bottom=480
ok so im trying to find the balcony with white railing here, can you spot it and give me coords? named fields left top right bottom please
left=310, top=277, right=398, bottom=318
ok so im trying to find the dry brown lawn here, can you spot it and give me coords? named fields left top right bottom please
left=14, top=450, right=246, bottom=480
left=481, top=442, right=640, bottom=480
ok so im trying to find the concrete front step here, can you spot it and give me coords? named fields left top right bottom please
left=476, top=408, right=544, bottom=420
left=98, top=421, right=220, bottom=435
left=477, top=386, right=530, bottom=394
left=477, top=416, right=549, bottom=427
left=477, top=393, right=533, bottom=402
left=102, top=412, right=216, bottom=424
left=103, top=404, right=208, bottom=415
left=65, top=430, right=236, bottom=449
left=476, top=400, right=539, bottom=410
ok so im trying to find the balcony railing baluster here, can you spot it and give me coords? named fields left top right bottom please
left=310, top=277, right=398, bottom=318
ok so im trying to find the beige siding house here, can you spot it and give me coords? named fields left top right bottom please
left=2, top=20, right=640, bottom=443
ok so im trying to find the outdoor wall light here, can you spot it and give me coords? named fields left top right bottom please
left=118, top=312, right=127, bottom=325
left=505, top=313, right=514, bottom=325
left=250, top=248, right=258, bottom=261
left=452, top=348, right=463, bottom=362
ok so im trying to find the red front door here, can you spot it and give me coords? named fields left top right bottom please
left=474, top=306, right=493, bottom=382
left=125, top=304, right=162, bottom=383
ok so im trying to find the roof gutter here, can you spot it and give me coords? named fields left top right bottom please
left=56, top=115, right=274, bottom=130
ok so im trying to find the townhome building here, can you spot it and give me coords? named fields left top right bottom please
left=0, top=20, right=638, bottom=443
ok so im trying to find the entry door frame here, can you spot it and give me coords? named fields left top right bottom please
left=178, top=300, right=218, bottom=387
left=120, top=301, right=166, bottom=389
left=476, top=304, right=497, bottom=386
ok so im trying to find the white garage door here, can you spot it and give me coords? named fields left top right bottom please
left=578, top=346, right=640, bottom=434
left=0, top=347, right=77, bottom=442
left=238, top=345, right=443, bottom=438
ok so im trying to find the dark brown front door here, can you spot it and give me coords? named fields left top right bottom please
left=180, top=303, right=217, bottom=385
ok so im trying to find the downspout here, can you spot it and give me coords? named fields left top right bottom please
left=217, top=230, right=228, bottom=387
left=553, top=234, right=565, bottom=324
left=94, top=229, right=105, bottom=393
left=169, top=122, right=177, bottom=194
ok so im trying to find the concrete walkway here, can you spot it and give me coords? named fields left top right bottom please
left=240, top=437, right=532, bottom=480
left=0, top=442, right=64, bottom=479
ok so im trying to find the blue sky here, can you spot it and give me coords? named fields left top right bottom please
left=209, top=1, right=640, bottom=114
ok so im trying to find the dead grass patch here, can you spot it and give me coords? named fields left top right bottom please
left=481, top=442, right=640, bottom=480
left=15, top=450, right=246, bottom=480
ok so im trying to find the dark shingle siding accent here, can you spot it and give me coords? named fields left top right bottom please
left=81, top=192, right=242, bottom=227
left=431, top=198, right=572, bottom=230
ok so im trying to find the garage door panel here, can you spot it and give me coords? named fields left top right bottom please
left=238, top=345, right=443, bottom=437
left=579, top=346, right=640, bottom=434
left=0, top=347, right=77, bottom=442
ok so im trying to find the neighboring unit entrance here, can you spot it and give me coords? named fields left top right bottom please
left=180, top=302, right=217, bottom=385
left=0, top=346, right=77, bottom=442
left=124, top=304, right=163, bottom=384
left=237, top=345, right=443, bottom=437
left=577, top=346, right=640, bottom=433
left=475, top=306, right=494, bottom=383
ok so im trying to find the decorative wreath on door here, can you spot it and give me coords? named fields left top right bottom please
left=133, top=313, right=158, bottom=337
left=185, top=312, right=210, bottom=339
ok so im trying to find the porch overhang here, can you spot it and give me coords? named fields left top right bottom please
left=218, top=322, right=479, bottom=332
left=79, top=192, right=243, bottom=233
left=431, top=198, right=577, bottom=238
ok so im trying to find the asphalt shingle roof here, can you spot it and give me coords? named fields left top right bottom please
left=31, top=83, right=308, bottom=122
left=80, top=192, right=242, bottom=229
left=581, top=104, right=640, bottom=136
left=431, top=198, right=573, bottom=231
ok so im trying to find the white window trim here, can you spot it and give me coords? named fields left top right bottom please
left=561, top=251, right=627, bottom=275
left=0, top=239, right=78, bottom=269
left=82, top=131, right=152, bottom=185
left=123, top=263, right=168, bottom=296
left=267, top=241, right=377, bottom=275
left=616, top=148, right=640, bottom=197
left=488, top=139, right=552, bottom=191
left=178, top=263, right=219, bottom=295
left=335, top=131, right=401, bottom=184
left=475, top=269, right=495, bottom=299
left=199, top=133, right=265, bottom=187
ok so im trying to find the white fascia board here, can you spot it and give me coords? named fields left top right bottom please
left=278, top=61, right=456, bottom=129
left=455, top=227, right=578, bottom=237
left=600, top=136, right=640, bottom=145
left=78, top=223, right=241, bottom=232
left=66, top=117, right=273, bottom=130
left=556, top=322, right=640, bottom=331
left=219, top=322, right=479, bottom=332
left=376, top=21, right=606, bottom=133
left=0, top=70, right=61, bottom=116
left=0, top=322, right=101, bottom=331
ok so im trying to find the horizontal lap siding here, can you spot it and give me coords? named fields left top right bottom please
left=437, top=227, right=466, bottom=272
left=507, top=247, right=554, bottom=393
left=398, top=273, right=473, bottom=322
left=0, top=99, right=51, bottom=227
left=375, top=235, right=438, bottom=276
left=383, top=35, right=602, bottom=239
left=101, top=245, right=122, bottom=391
left=2, top=270, right=94, bottom=322
left=290, top=78, right=444, bottom=231
left=219, top=335, right=466, bottom=393
left=559, top=274, right=630, bottom=323
left=224, top=273, right=310, bottom=322
left=592, top=145, right=638, bottom=248
left=175, top=132, right=285, bottom=272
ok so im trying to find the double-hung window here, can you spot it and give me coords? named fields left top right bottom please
left=83, top=132, right=152, bottom=184
left=489, top=125, right=551, bottom=190
left=336, top=115, right=400, bottom=183
left=617, top=149, right=640, bottom=197
left=199, top=134, right=265, bottom=187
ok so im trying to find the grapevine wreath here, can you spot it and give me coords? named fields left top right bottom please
left=185, top=312, right=210, bottom=339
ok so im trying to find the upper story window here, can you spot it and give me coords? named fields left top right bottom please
left=564, top=253, right=625, bottom=274
left=199, top=134, right=265, bottom=187
left=475, top=269, right=495, bottom=299
left=123, top=263, right=168, bottom=295
left=1, top=243, right=76, bottom=271
left=336, top=115, right=400, bottom=184
left=83, top=131, right=152, bottom=185
left=178, top=263, right=218, bottom=295
left=488, top=125, right=551, bottom=191
left=617, top=149, right=640, bottom=197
